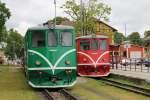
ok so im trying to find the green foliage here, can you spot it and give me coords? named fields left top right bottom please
left=61, top=0, right=111, bottom=35
left=0, top=1, right=11, bottom=42
left=0, top=26, right=8, bottom=42
left=127, top=32, right=143, bottom=46
left=114, top=32, right=126, bottom=44
left=49, top=16, right=69, bottom=25
left=5, top=29, right=23, bottom=59
left=144, top=30, right=150, bottom=38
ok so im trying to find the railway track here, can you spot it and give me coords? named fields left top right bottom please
left=100, top=78, right=150, bottom=97
left=43, top=89, right=78, bottom=100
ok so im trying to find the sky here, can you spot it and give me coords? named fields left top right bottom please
left=2, top=0, right=150, bottom=36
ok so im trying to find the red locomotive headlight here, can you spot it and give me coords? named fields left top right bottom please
left=83, top=58, right=87, bottom=62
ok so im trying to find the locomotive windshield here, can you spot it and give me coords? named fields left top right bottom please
left=91, top=39, right=98, bottom=50
left=80, top=40, right=90, bottom=50
left=100, top=39, right=108, bottom=50
left=61, top=32, right=72, bottom=46
left=32, top=31, right=45, bottom=47
left=48, top=32, right=57, bottom=46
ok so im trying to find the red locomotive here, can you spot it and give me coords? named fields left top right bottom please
left=76, top=34, right=111, bottom=77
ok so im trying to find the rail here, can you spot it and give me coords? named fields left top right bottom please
left=43, top=89, right=78, bottom=100
left=100, top=78, right=150, bottom=97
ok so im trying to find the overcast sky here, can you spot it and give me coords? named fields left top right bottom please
left=2, top=0, right=150, bottom=36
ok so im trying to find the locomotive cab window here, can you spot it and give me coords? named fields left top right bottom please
left=32, top=31, right=45, bottom=47
left=61, top=32, right=72, bottom=46
left=91, top=39, right=98, bottom=50
left=100, top=39, right=108, bottom=50
left=48, top=31, right=57, bottom=46
left=80, top=40, right=90, bottom=50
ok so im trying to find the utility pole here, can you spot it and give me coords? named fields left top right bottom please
left=80, top=0, right=83, bottom=36
left=125, top=24, right=129, bottom=59
left=54, top=0, right=56, bottom=28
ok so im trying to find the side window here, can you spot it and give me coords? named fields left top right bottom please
left=100, top=39, right=108, bottom=50
left=91, top=39, right=98, bottom=50
left=80, top=40, right=90, bottom=50
left=61, top=32, right=72, bottom=46
left=48, top=32, right=57, bottom=46
left=32, top=31, right=45, bottom=47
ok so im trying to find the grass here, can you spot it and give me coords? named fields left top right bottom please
left=70, top=77, right=150, bottom=100
left=107, top=74, right=150, bottom=89
left=107, top=77, right=150, bottom=89
left=0, top=65, right=39, bottom=100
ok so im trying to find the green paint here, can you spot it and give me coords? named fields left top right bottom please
left=24, top=25, right=77, bottom=87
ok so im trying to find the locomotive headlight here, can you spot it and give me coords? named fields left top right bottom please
left=65, top=60, right=71, bottom=65
left=83, top=58, right=87, bottom=62
left=35, top=60, right=41, bottom=65
left=38, top=71, right=42, bottom=75
left=65, top=69, right=72, bottom=74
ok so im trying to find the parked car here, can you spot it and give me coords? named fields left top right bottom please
left=121, top=58, right=142, bottom=66
left=121, top=59, right=130, bottom=66
left=143, top=58, right=150, bottom=67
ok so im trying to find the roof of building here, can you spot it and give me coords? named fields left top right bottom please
left=96, top=19, right=118, bottom=32
left=61, top=19, right=118, bottom=32
left=144, top=36, right=150, bottom=41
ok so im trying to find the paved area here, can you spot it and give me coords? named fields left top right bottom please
left=110, top=69, right=150, bottom=82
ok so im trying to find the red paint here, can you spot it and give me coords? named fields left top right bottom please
left=76, top=35, right=110, bottom=77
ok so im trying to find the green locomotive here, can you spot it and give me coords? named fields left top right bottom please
left=24, top=24, right=77, bottom=88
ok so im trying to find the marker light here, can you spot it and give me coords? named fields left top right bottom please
left=39, top=71, right=42, bottom=75
left=35, top=60, right=41, bottom=65
left=83, top=58, right=87, bottom=62
left=65, top=60, right=71, bottom=65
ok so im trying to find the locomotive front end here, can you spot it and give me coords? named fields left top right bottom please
left=77, top=35, right=110, bottom=77
left=24, top=25, right=77, bottom=88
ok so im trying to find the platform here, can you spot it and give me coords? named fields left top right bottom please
left=110, top=69, right=150, bottom=83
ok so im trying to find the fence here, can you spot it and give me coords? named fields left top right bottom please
left=111, top=59, right=150, bottom=73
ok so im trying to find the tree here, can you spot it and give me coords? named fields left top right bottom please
left=61, top=0, right=111, bottom=35
left=144, top=30, right=150, bottom=38
left=49, top=16, right=69, bottom=25
left=0, top=26, right=8, bottom=42
left=114, top=32, right=126, bottom=44
left=5, top=29, right=23, bottom=59
left=127, top=32, right=143, bottom=46
left=0, top=1, right=11, bottom=42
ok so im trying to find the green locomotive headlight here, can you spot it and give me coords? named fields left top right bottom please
left=65, top=60, right=71, bottom=65
left=35, top=60, right=41, bottom=65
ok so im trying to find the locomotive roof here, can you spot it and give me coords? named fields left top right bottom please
left=28, top=25, right=74, bottom=30
left=76, top=35, right=108, bottom=39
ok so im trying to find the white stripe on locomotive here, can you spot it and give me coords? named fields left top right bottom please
left=28, top=49, right=76, bottom=74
